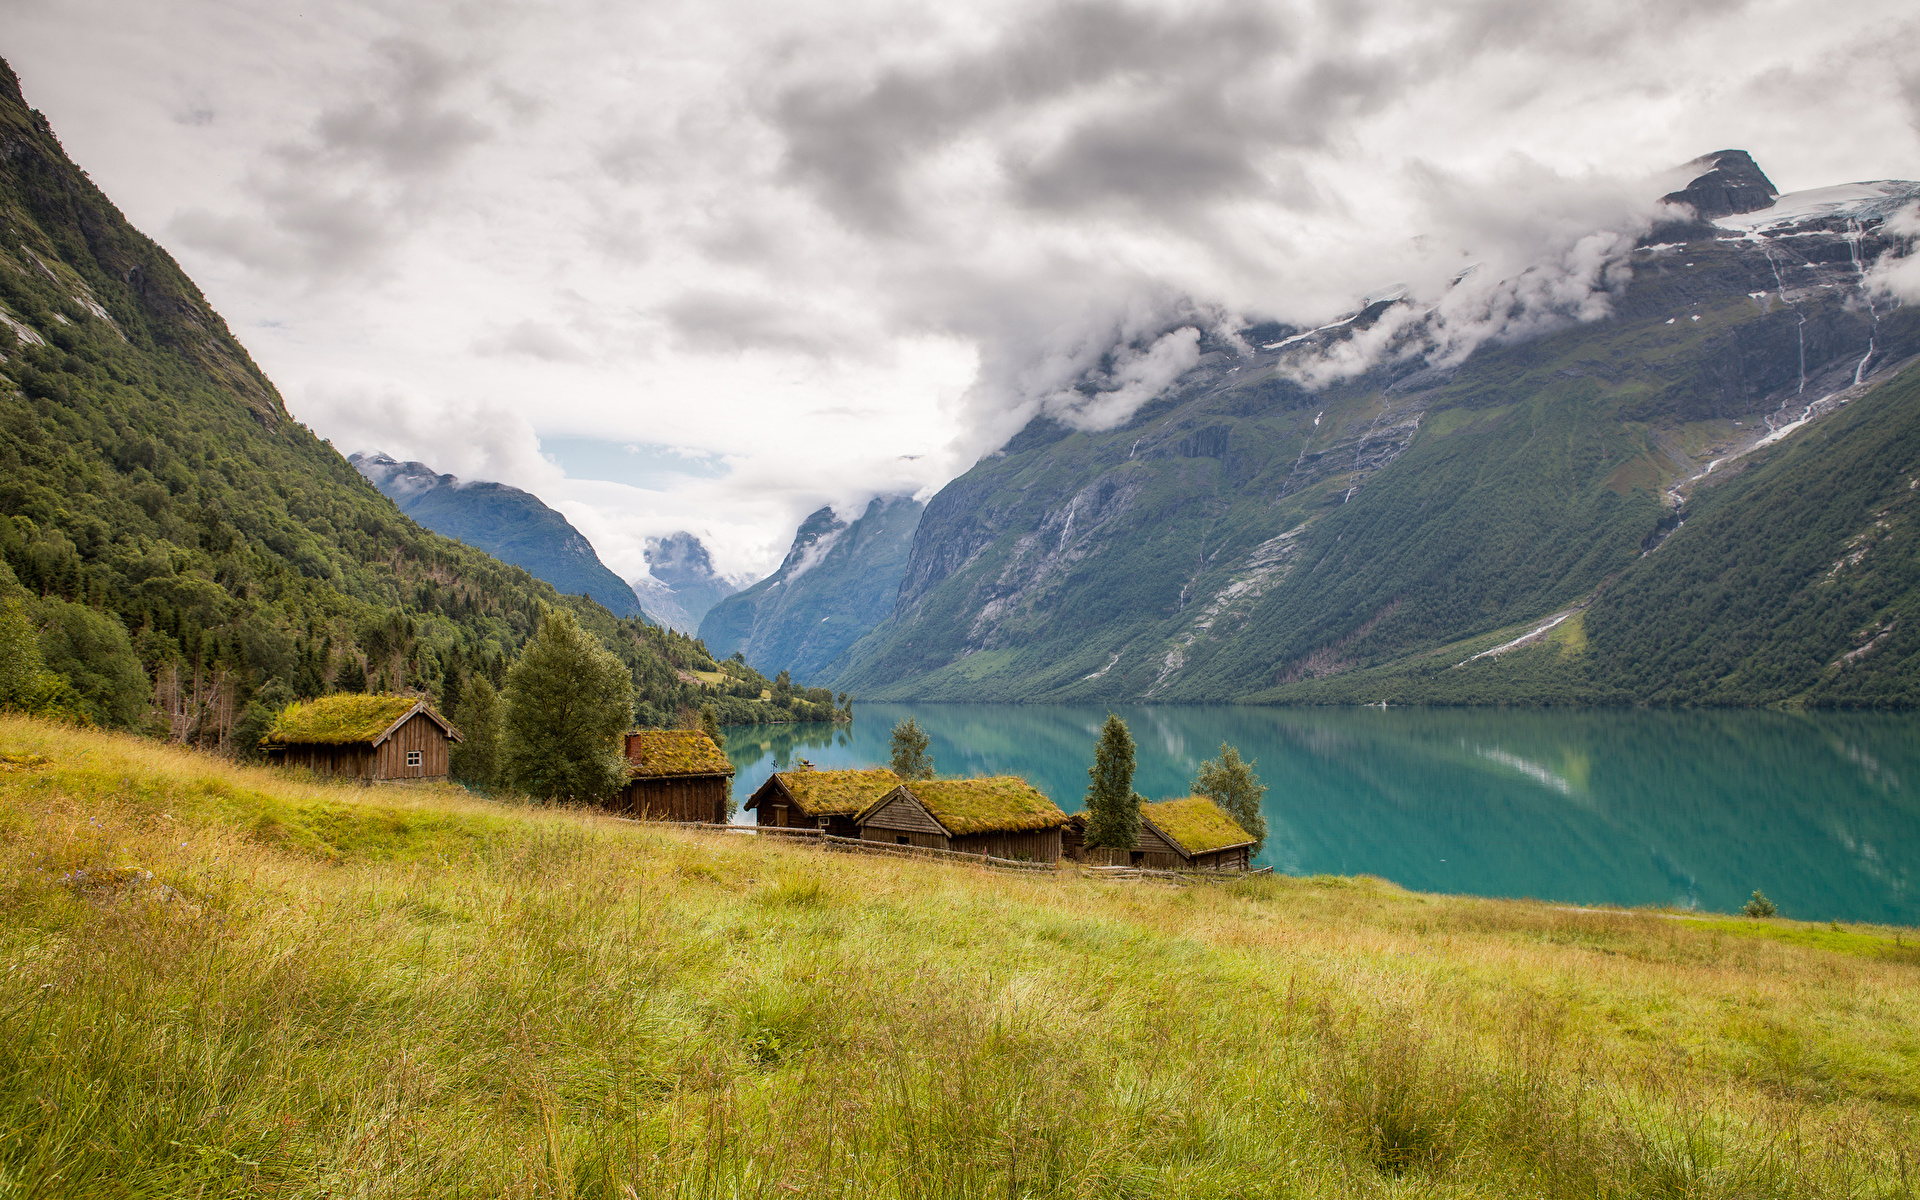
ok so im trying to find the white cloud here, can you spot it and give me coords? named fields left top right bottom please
left=5, top=0, right=1920, bottom=579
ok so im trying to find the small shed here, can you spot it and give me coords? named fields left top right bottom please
left=745, top=766, right=902, bottom=836
left=855, top=776, right=1066, bottom=861
left=614, top=730, right=734, bottom=822
left=262, top=694, right=460, bottom=782
left=1136, top=796, right=1256, bottom=872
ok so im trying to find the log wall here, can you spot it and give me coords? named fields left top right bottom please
left=615, top=775, right=729, bottom=823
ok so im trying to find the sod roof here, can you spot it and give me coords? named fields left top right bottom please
left=625, top=730, right=734, bottom=778
left=754, top=767, right=902, bottom=815
left=262, top=695, right=454, bottom=747
left=1141, top=796, right=1254, bottom=856
left=873, top=777, right=1066, bottom=835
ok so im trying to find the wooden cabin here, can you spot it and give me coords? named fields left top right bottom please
left=613, top=730, right=734, bottom=822
left=745, top=766, right=902, bottom=836
left=855, top=776, right=1067, bottom=861
left=1136, top=796, right=1256, bottom=871
left=262, top=694, right=460, bottom=782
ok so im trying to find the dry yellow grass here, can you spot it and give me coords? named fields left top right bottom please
left=1, top=714, right=1916, bottom=1198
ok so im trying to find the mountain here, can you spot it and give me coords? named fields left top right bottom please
left=0, top=57, right=808, bottom=738
left=629, top=532, right=737, bottom=634
left=700, top=495, right=923, bottom=684
left=349, top=451, right=640, bottom=618
left=833, top=158, right=1920, bottom=706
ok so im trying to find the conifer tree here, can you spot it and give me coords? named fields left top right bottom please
left=700, top=702, right=722, bottom=746
left=502, top=609, right=634, bottom=802
left=451, top=676, right=504, bottom=789
left=888, top=718, right=934, bottom=780
left=1084, top=714, right=1140, bottom=849
left=334, top=654, right=367, bottom=694
left=1192, top=743, right=1269, bottom=853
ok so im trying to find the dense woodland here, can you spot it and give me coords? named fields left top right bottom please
left=0, top=59, right=835, bottom=748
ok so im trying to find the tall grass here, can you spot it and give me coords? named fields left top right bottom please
left=1, top=715, right=1915, bottom=1198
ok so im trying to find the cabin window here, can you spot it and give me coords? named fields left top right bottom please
left=406, top=751, right=422, bottom=768
left=896, top=836, right=910, bottom=845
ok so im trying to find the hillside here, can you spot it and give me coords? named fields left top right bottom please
left=833, top=163, right=1920, bottom=705
left=4, top=714, right=1916, bottom=1196
left=0, top=58, right=793, bottom=736
left=349, top=451, right=642, bottom=618
left=700, top=495, right=922, bottom=684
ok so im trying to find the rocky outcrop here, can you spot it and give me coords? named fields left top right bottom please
left=1661, top=149, right=1778, bottom=219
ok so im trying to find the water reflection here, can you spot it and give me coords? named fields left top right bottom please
left=720, top=705, right=1920, bottom=925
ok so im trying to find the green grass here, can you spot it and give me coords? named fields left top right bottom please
left=4, top=714, right=1919, bottom=1198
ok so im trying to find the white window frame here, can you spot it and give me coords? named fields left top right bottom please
left=406, top=750, right=422, bottom=768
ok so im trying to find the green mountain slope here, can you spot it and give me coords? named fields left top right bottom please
left=834, top=173, right=1920, bottom=705
left=700, top=495, right=922, bottom=685
left=349, top=451, right=642, bottom=618
left=0, top=58, right=799, bottom=737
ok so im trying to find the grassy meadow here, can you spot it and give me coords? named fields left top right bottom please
left=1, top=715, right=1917, bottom=1198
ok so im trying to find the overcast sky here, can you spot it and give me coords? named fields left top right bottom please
left=4, top=0, right=1919, bottom=581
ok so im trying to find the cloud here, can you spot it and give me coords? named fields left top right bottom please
left=476, top=320, right=592, bottom=363
left=169, top=38, right=495, bottom=284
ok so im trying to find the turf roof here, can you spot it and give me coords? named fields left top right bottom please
left=885, top=777, right=1065, bottom=835
left=625, top=730, right=734, bottom=778
left=264, top=695, right=434, bottom=746
left=762, top=767, right=902, bottom=815
left=1142, top=796, right=1254, bottom=856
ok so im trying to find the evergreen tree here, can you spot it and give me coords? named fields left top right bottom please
left=1084, top=714, right=1140, bottom=849
left=700, top=703, right=722, bottom=745
left=451, top=676, right=503, bottom=790
left=502, top=609, right=633, bottom=802
left=334, top=654, right=367, bottom=694
left=441, top=667, right=464, bottom=723
left=1192, top=743, right=1269, bottom=853
left=888, top=718, right=934, bottom=780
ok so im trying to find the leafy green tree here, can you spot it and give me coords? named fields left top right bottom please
left=1192, top=743, right=1269, bottom=854
left=1084, top=714, right=1140, bottom=849
left=451, top=676, right=503, bottom=790
left=700, top=703, right=722, bottom=745
left=888, top=718, right=934, bottom=780
left=502, top=609, right=633, bottom=802
left=32, top=598, right=148, bottom=728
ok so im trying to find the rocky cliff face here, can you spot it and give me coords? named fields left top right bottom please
left=833, top=160, right=1920, bottom=704
left=628, top=532, right=736, bottom=634
left=1661, top=149, right=1779, bottom=219
left=699, top=495, right=923, bottom=684
left=350, top=452, right=641, bottom=618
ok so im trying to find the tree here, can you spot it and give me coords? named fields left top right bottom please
left=0, top=596, right=83, bottom=721
left=1192, top=743, right=1269, bottom=854
left=1084, top=714, right=1140, bottom=849
left=451, top=676, right=504, bottom=789
left=502, top=609, right=634, bottom=802
left=334, top=654, right=367, bottom=694
left=889, top=718, right=934, bottom=780
left=700, top=703, right=722, bottom=745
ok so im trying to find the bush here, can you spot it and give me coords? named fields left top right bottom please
left=1744, top=890, right=1778, bottom=918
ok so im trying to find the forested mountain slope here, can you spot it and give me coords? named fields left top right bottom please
left=700, top=495, right=922, bottom=685
left=350, top=451, right=641, bottom=618
left=0, top=58, right=798, bottom=738
left=835, top=165, right=1920, bottom=705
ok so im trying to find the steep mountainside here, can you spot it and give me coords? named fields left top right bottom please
left=0, top=58, right=798, bottom=737
left=700, top=495, right=922, bottom=684
left=349, top=451, right=640, bottom=618
left=630, top=532, right=737, bottom=634
left=834, top=163, right=1920, bottom=705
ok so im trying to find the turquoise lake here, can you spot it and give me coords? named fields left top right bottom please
left=719, top=704, right=1920, bottom=926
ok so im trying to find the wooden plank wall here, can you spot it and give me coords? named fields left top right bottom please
left=371, top=714, right=450, bottom=780
left=860, top=793, right=947, bottom=836
left=862, top=828, right=948, bottom=850
left=952, top=828, right=1062, bottom=863
left=617, top=776, right=728, bottom=823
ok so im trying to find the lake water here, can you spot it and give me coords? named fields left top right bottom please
left=720, top=704, right=1920, bottom=926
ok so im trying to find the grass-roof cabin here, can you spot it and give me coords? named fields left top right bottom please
left=262, top=695, right=460, bottom=782
left=855, top=777, right=1067, bottom=861
left=1136, top=797, right=1256, bottom=872
left=745, top=766, right=902, bottom=836
left=614, top=730, right=735, bottom=823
